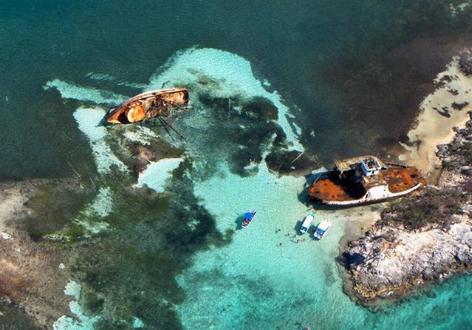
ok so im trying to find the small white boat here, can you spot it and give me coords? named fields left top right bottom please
left=313, top=220, right=331, bottom=240
left=299, top=211, right=315, bottom=234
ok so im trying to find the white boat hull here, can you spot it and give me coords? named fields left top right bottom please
left=321, top=182, right=423, bottom=207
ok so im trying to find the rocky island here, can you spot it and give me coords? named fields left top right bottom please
left=341, top=112, right=472, bottom=305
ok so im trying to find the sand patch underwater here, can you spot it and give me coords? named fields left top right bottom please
left=176, top=161, right=365, bottom=329
left=401, top=55, right=472, bottom=181
left=136, top=158, right=184, bottom=193
left=41, top=45, right=472, bottom=330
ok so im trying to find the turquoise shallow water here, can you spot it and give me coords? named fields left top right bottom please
left=47, top=46, right=472, bottom=330
left=179, top=160, right=472, bottom=329
left=2, top=1, right=472, bottom=329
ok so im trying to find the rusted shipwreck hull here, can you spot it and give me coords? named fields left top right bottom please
left=105, top=88, right=189, bottom=124
left=308, top=156, right=425, bottom=207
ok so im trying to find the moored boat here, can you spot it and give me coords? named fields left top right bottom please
left=313, top=220, right=331, bottom=240
left=308, top=156, right=425, bottom=207
left=299, top=211, right=315, bottom=234
left=105, top=87, right=189, bottom=124
left=242, top=210, right=256, bottom=228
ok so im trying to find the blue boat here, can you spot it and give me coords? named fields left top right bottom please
left=242, top=210, right=256, bottom=228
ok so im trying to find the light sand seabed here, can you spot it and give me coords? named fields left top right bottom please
left=137, top=48, right=379, bottom=328
left=73, top=187, right=113, bottom=235
left=53, top=281, right=107, bottom=330
left=147, top=48, right=304, bottom=152
left=135, top=158, right=184, bottom=193
left=173, top=51, right=472, bottom=329
left=176, top=161, right=381, bottom=329
left=48, top=48, right=384, bottom=329
left=45, top=48, right=472, bottom=329
left=44, top=79, right=127, bottom=105
left=401, top=56, right=472, bottom=181
left=52, top=281, right=145, bottom=330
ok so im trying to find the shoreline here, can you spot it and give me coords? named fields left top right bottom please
left=399, top=54, right=472, bottom=182
left=340, top=111, right=472, bottom=305
left=2, top=45, right=472, bottom=330
left=340, top=50, right=472, bottom=306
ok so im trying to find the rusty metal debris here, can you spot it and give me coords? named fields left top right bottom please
left=308, top=156, right=426, bottom=207
left=105, top=88, right=189, bottom=124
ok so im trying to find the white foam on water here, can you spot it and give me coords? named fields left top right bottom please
left=53, top=281, right=101, bottom=330
left=73, top=107, right=128, bottom=174
left=44, top=79, right=128, bottom=104
left=147, top=48, right=304, bottom=151
left=136, top=158, right=184, bottom=193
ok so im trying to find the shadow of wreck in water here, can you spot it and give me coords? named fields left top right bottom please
left=234, top=214, right=245, bottom=230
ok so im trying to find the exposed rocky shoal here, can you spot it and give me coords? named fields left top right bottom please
left=341, top=113, right=472, bottom=304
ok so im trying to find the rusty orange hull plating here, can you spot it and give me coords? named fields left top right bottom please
left=105, top=88, right=189, bottom=124
left=308, top=165, right=425, bottom=206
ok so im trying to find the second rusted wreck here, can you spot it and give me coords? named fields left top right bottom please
left=105, top=87, right=189, bottom=124
left=308, top=156, right=425, bottom=207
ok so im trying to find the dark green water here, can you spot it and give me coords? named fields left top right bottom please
left=2, top=0, right=471, bottom=179
left=1, top=1, right=472, bottom=329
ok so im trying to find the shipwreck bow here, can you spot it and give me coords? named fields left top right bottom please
left=105, top=87, right=189, bottom=124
